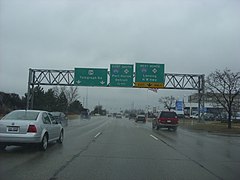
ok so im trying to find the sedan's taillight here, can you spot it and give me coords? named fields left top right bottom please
left=158, top=118, right=164, bottom=123
left=27, top=125, right=37, bottom=133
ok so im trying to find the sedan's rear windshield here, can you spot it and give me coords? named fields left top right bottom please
left=2, top=111, right=39, bottom=121
left=160, top=112, right=177, bottom=118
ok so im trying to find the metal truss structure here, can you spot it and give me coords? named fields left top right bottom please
left=27, top=69, right=205, bottom=118
left=164, top=73, right=204, bottom=90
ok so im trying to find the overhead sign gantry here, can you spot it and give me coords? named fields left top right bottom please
left=27, top=63, right=205, bottom=115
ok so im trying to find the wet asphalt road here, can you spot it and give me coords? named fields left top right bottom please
left=0, top=116, right=239, bottom=180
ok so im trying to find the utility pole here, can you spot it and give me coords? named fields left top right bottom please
left=86, top=88, right=88, bottom=109
left=98, top=101, right=100, bottom=114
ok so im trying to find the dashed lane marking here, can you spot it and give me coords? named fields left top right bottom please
left=94, top=132, right=102, bottom=138
left=150, top=134, right=159, bottom=141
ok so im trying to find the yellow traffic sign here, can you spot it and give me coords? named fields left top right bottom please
left=134, top=82, right=164, bottom=88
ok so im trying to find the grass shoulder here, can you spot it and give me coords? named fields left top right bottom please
left=179, top=119, right=240, bottom=134
left=67, top=114, right=80, bottom=120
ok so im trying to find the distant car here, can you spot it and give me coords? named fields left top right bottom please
left=51, top=112, right=69, bottom=126
left=0, top=110, right=64, bottom=151
left=147, top=113, right=156, bottom=118
left=129, top=113, right=137, bottom=120
left=190, top=113, right=199, bottom=119
left=233, top=112, right=240, bottom=120
left=135, top=114, right=146, bottom=123
left=203, top=113, right=215, bottom=121
left=116, top=114, right=122, bottom=118
left=147, top=113, right=156, bottom=122
left=152, top=111, right=178, bottom=131
left=80, top=110, right=91, bottom=119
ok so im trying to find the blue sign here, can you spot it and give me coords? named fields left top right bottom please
left=176, top=100, right=184, bottom=111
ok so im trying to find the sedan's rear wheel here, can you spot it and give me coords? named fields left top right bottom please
left=0, top=144, right=6, bottom=151
left=57, top=130, right=64, bottom=144
left=40, top=134, right=48, bottom=151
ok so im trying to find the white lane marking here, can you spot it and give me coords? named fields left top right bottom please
left=94, top=132, right=102, bottom=138
left=150, top=134, right=158, bottom=141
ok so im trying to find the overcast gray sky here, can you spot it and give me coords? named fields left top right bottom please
left=0, top=0, right=240, bottom=111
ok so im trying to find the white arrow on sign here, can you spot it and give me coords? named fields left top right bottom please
left=100, top=81, right=105, bottom=85
left=152, top=68, right=158, bottom=74
left=76, top=80, right=81, bottom=84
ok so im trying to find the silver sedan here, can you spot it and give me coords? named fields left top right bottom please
left=0, top=110, right=64, bottom=151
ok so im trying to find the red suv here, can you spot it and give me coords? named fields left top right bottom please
left=152, top=111, right=178, bottom=131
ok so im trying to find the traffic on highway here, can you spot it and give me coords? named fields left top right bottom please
left=0, top=115, right=240, bottom=180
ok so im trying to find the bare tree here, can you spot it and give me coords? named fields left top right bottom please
left=53, top=86, right=80, bottom=112
left=159, top=96, right=175, bottom=111
left=65, top=86, right=79, bottom=106
left=206, top=69, right=240, bottom=129
left=52, top=86, right=60, bottom=97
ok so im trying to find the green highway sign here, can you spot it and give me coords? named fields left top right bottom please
left=74, top=68, right=108, bottom=87
left=135, top=63, right=165, bottom=88
left=110, top=64, right=133, bottom=87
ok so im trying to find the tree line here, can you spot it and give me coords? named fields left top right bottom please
left=0, top=86, right=84, bottom=115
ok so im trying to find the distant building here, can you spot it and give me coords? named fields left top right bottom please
left=189, top=92, right=240, bottom=104
left=186, top=93, right=240, bottom=116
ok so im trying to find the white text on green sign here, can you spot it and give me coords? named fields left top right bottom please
left=110, top=64, right=133, bottom=87
left=74, top=68, right=108, bottom=87
left=135, top=63, right=165, bottom=88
